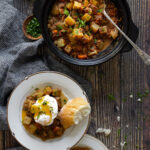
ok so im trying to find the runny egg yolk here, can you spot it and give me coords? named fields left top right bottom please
left=31, top=97, right=53, bottom=125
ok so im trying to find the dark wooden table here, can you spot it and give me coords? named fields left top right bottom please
left=0, top=0, right=150, bottom=149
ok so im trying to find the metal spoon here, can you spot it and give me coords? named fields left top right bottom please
left=103, top=9, right=150, bottom=65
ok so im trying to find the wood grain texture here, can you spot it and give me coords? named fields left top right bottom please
left=0, top=131, right=4, bottom=150
left=1, top=0, right=150, bottom=149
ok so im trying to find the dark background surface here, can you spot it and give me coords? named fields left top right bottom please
left=0, top=0, right=150, bottom=149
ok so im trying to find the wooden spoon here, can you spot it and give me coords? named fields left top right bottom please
left=22, top=15, right=42, bottom=40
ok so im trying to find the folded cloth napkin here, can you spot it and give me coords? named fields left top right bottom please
left=0, top=0, right=91, bottom=140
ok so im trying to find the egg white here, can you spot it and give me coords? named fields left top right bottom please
left=31, top=95, right=58, bottom=126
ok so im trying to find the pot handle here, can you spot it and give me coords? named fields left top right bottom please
left=33, top=0, right=47, bottom=23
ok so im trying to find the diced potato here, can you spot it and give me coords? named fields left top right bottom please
left=23, top=116, right=32, bottom=125
left=72, top=29, right=84, bottom=39
left=54, top=38, right=66, bottom=47
left=51, top=4, right=59, bottom=15
left=73, top=1, right=82, bottom=9
left=43, top=86, right=52, bottom=95
left=84, top=7, right=92, bottom=14
left=65, top=16, right=76, bottom=26
left=99, top=26, right=108, bottom=34
left=90, top=0, right=98, bottom=6
left=31, top=105, right=39, bottom=114
left=69, top=33, right=76, bottom=44
left=110, top=28, right=118, bottom=39
left=82, top=13, right=91, bottom=22
left=28, top=125, right=37, bottom=134
left=88, top=50, right=98, bottom=56
left=97, top=40, right=104, bottom=49
left=32, top=89, right=43, bottom=99
left=64, top=45, right=72, bottom=53
left=84, top=0, right=89, bottom=7
left=90, top=22, right=100, bottom=33
left=66, top=2, right=73, bottom=10
left=83, top=34, right=93, bottom=43
left=52, top=89, right=61, bottom=97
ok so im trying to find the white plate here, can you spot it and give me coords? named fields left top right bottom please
left=7, top=71, right=90, bottom=150
left=72, top=134, right=108, bottom=150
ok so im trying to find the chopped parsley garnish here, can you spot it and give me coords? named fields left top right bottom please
left=64, top=99, right=67, bottom=104
left=35, top=88, right=39, bottom=91
left=56, top=33, right=60, bottom=37
left=87, top=31, right=91, bottom=36
left=107, top=94, right=115, bottom=101
left=56, top=25, right=63, bottom=30
left=75, top=30, right=79, bottom=34
left=97, top=9, right=103, bottom=13
left=77, top=18, right=86, bottom=28
left=69, top=26, right=73, bottom=31
left=37, top=111, right=44, bottom=119
left=26, top=17, right=41, bottom=38
left=42, top=101, right=47, bottom=105
left=50, top=107, right=53, bottom=112
left=75, top=12, right=79, bottom=16
left=64, top=9, right=70, bottom=16
left=94, top=39, right=97, bottom=43
left=102, top=27, right=105, bottom=32
left=53, top=91, right=58, bottom=96
left=62, top=30, right=67, bottom=33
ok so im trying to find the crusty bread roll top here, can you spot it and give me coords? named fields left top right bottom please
left=59, top=97, right=91, bottom=129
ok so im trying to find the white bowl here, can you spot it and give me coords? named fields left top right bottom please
left=7, top=71, right=90, bottom=150
left=73, top=134, right=108, bottom=150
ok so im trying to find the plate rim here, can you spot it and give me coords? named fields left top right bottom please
left=75, top=134, right=108, bottom=150
left=7, top=71, right=91, bottom=149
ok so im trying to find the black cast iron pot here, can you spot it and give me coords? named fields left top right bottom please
left=33, top=0, right=139, bottom=66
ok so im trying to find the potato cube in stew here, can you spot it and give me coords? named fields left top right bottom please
left=43, top=86, right=52, bottom=95
left=69, top=33, right=76, bottom=44
left=90, top=22, right=100, bottom=33
left=54, top=38, right=66, bottom=47
left=66, top=2, right=73, bottom=10
left=73, top=1, right=82, bottom=9
left=72, top=29, right=83, bottom=39
left=97, top=40, right=104, bottom=49
left=99, top=26, right=108, bottom=34
left=23, top=116, right=32, bottom=125
left=82, top=34, right=93, bottom=43
left=28, top=125, right=37, bottom=134
left=84, top=0, right=89, bottom=7
left=82, top=13, right=91, bottom=22
left=90, top=0, right=98, bottom=6
left=88, top=50, right=98, bottom=56
left=64, top=45, right=72, bottom=53
left=32, top=89, right=43, bottom=99
left=52, top=89, right=61, bottom=97
left=65, top=16, right=76, bottom=26
left=110, top=28, right=118, bottom=39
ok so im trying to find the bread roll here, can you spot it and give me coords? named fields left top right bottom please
left=59, top=97, right=91, bottom=129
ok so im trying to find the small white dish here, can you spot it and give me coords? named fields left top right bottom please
left=72, top=134, right=108, bottom=150
left=7, top=71, right=90, bottom=150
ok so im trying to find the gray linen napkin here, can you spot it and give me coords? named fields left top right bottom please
left=0, top=0, right=92, bottom=142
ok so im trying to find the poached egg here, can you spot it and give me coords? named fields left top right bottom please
left=31, top=95, right=58, bottom=126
